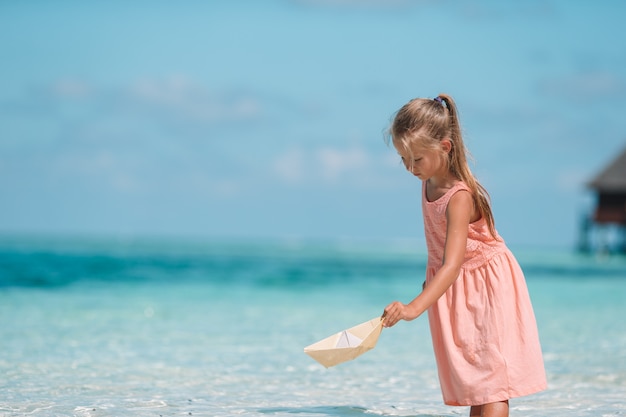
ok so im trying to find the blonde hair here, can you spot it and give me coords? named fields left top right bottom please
left=387, top=93, right=497, bottom=239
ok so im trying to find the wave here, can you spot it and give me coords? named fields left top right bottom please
left=0, top=237, right=422, bottom=288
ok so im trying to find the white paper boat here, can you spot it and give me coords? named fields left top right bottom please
left=304, top=316, right=384, bottom=368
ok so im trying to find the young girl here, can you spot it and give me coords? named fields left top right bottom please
left=382, top=94, right=547, bottom=417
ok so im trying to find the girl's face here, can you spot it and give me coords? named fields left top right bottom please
left=396, top=140, right=448, bottom=181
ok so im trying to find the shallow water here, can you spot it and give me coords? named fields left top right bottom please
left=1, top=237, right=625, bottom=416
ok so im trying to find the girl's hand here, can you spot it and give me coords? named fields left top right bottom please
left=382, top=301, right=414, bottom=328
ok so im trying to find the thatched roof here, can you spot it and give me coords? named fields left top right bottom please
left=589, top=146, right=626, bottom=192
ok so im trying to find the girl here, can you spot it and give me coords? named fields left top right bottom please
left=382, top=94, right=547, bottom=417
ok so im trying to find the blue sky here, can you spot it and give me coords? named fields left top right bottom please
left=1, top=0, right=625, bottom=248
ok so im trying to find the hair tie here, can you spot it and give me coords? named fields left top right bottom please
left=434, top=96, right=443, bottom=104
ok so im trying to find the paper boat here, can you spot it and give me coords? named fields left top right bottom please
left=304, top=316, right=384, bottom=368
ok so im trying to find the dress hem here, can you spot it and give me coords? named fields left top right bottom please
left=442, top=382, right=548, bottom=407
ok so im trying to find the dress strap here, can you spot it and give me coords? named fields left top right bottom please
left=424, top=181, right=470, bottom=205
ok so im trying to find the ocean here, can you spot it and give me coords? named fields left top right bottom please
left=1, top=236, right=625, bottom=417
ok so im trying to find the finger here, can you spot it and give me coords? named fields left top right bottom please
left=383, top=313, right=395, bottom=327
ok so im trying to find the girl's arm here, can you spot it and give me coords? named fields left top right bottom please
left=383, top=190, right=473, bottom=327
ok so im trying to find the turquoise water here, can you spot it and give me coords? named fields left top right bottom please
left=1, top=237, right=625, bottom=416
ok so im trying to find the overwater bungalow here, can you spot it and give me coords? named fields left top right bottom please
left=579, top=146, right=626, bottom=254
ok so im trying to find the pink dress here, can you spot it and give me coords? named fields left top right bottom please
left=423, top=181, right=547, bottom=406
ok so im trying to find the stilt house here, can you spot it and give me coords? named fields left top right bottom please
left=580, top=146, right=626, bottom=254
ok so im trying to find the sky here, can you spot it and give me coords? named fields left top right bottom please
left=1, top=0, right=626, bottom=249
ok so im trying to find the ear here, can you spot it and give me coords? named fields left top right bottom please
left=440, top=138, right=452, bottom=154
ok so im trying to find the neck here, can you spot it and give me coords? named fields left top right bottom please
left=426, top=172, right=458, bottom=189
